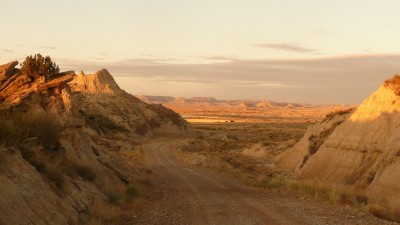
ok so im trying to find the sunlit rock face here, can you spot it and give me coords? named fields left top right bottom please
left=276, top=76, right=400, bottom=204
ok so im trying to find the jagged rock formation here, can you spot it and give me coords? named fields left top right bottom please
left=0, top=61, right=19, bottom=82
left=276, top=76, right=400, bottom=204
left=0, top=61, right=192, bottom=225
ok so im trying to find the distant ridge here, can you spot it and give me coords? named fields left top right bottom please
left=135, top=95, right=352, bottom=120
left=135, top=95, right=336, bottom=108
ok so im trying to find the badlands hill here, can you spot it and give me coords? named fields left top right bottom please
left=0, top=61, right=191, bottom=225
left=276, top=75, right=400, bottom=205
left=137, top=95, right=349, bottom=121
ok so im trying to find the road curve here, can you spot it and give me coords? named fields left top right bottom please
left=132, top=140, right=393, bottom=225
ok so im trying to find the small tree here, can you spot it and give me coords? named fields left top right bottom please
left=20, top=54, right=60, bottom=79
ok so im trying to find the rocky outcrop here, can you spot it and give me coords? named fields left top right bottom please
left=276, top=76, right=400, bottom=203
left=70, top=70, right=121, bottom=94
left=0, top=61, right=19, bottom=82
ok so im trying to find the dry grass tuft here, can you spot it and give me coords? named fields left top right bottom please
left=185, top=121, right=400, bottom=223
left=76, top=165, right=97, bottom=182
left=181, top=139, right=208, bottom=152
left=103, top=181, right=148, bottom=205
left=323, top=108, right=354, bottom=122
left=0, top=110, right=61, bottom=149
left=20, top=146, right=65, bottom=189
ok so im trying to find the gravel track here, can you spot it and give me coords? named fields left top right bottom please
left=132, top=140, right=397, bottom=225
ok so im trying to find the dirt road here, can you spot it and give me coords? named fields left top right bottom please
left=132, top=140, right=395, bottom=225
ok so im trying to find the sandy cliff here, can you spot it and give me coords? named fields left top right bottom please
left=276, top=76, right=400, bottom=204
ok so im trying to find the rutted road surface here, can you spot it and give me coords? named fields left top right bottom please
left=132, top=140, right=395, bottom=225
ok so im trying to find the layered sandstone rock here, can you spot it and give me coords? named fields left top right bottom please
left=0, top=61, right=19, bottom=82
left=276, top=76, right=400, bottom=203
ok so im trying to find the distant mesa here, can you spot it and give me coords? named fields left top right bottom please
left=255, top=101, right=273, bottom=108
left=284, top=103, right=295, bottom=109
left=235, top=102, right=255, bottom=108
left=189, top=97, right=217, bottom=102
left=135, top=94, right=349, bottom=120
left=136, top=95, right=174, bottom=104
left=173, top=97, right=187, bottom=104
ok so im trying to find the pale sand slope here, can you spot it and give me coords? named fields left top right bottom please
left=276, top=77, right=400, bottom=204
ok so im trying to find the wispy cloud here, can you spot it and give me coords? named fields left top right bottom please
left=1, top=49, right=14, bottom=53
left=57, top=54, right=400, bottom=104
left=253, top=43, right=317, bottom=53
left=40, top=46, right=57, bottom=50
left=203, top=55, right=237, bottom=61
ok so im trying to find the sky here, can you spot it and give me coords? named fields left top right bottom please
left=2, top=0, right=400, bottom=104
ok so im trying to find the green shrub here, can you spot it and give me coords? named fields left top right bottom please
left=20, top=53, right=59, bottom=79
left=105, top=189, right=123, bottom=204
left=125, top=186, right=139, bottom=200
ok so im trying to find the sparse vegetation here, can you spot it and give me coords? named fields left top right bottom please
left=323, top=108, right=355, bottom=122
left=76, top=165, right=97, bottom=182
left=125, top=186, right=139, bottom=200
left=0, top=110, right=61, bottom=149
left=80, top=111, right=126, bottom=134
left=59, top=160, right=98, bottom=182
left=20, top=146, right=65, bottom=189
left=103, top=183, right=146, bottom=204
left=20, top=53, right=60, bottom=79
left=179, top=121, right=400, bottom=223
left=307, top=121, right=344, bottom=156
left=181, top=139, right=208, bottom=152
left=384, top=74, right=400, bottom=95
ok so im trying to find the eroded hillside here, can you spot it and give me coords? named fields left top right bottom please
left=276, top=75, right=400, bottom=207
left=0, top=61, right=192, bottom=225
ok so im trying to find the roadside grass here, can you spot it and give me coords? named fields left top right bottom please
left=88, top=179, right=151, bottom=224
left=180, top=146, right=400, bottom=222
left=179, top=121, right=400, bottom=223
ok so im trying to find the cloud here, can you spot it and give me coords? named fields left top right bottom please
left=253, top=43, right=317, bottom=53
left=203, top=55, right=237, bottom=61
left=1, top=49, right=14, bottom=53
left=40, top=46, right=57, bottom=50
left=56, top=54, right=400, bottom=104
